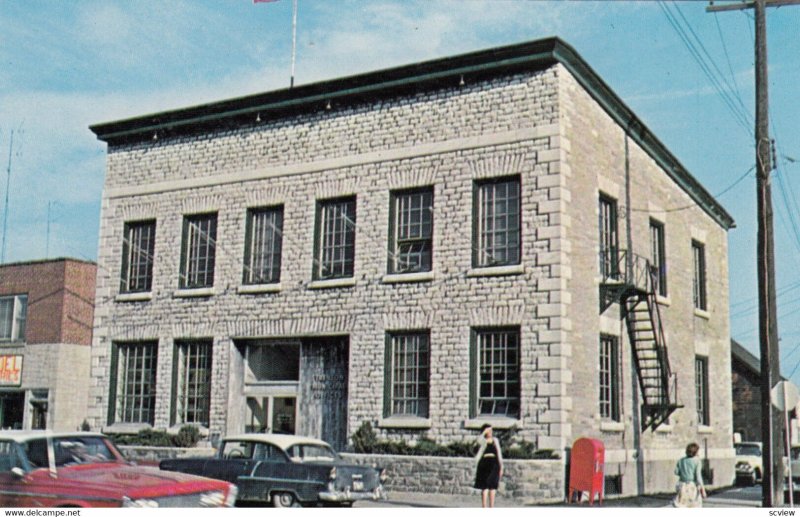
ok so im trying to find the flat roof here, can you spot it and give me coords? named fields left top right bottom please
left=89, top=37, right=734, bottom=230
left=0, top=257, right=96, bottom=269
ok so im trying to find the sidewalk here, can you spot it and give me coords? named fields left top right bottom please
left=361, top=488, right=761, bottom=508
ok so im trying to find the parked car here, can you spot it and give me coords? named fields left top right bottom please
left=784, top=445, right=800, bottom=502
left=0, top=431, right=237, bottom=508
left=734, top=441, right=763, bottom=485
left=160, top=433, right=387, bottom=507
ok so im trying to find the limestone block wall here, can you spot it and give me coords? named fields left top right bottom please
left=557, top=65, right=734, bottom=495
left=89, top=67, right=570, bottom=448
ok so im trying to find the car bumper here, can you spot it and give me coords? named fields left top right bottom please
left=319, top=486, right=387, bottom=502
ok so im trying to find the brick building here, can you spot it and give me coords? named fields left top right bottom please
left=0, top=258, right=96, bottom=430
left=88, top=38, right=735, bottom=495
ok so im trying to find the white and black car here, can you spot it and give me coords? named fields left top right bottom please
left=160, top=434, right=387, bottom=507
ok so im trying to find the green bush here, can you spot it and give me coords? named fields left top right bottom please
left=173, top=425, right=201, bottom=448
left=349, top=421, right=552, bottom=459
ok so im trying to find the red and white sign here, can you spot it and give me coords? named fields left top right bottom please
left=0, top=355, right=23, bottom=386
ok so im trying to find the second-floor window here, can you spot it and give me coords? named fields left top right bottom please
left=121, top=220, right=156, bottom=293
left=243, top=207, right=283, bottom=284
left=650, top=219, right=667, bottom=297
left=599, top=194, right=619, bottom=279
left=314, top=197, right=356, bottom=280
left=0, top=295, right=27, bottom=342
left=389, top=188, right=433, bottom=274
left=180, top=213, right=217, bottom=289
left=692, top=240, right=707, bottom=311
left=473, top=176, right=521, bottom=268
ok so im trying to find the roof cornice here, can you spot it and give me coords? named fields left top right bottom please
left=89, top=37, right=734, bottom=230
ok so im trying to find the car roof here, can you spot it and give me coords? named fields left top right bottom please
left=0, top=431, right=107, bottom=443
left=222, top=433, right=330, bottom=450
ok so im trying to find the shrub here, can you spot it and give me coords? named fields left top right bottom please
left=349, top=421, right=552, bottom=459
left=351, top=421, right=378, bottom=453
left=173, top=425, right=201, bottom=448
left=80, top=419, right=91, bottom=432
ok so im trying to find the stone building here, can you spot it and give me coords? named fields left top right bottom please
left=88, top=38, right=735, bottom=495
left=0, top=258, right=96, bottom=431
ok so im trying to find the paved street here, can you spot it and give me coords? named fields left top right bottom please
left=356, top=485, right=763, bottom=508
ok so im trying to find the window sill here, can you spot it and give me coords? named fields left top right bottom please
left=654, top=423, right=674, bottom=433
left=116, top=292, right=152, bottom=302
left=694, top=308, right=710, bottom=320
left=466, top=264, right=524, bottom=278
left=173, top=287, right=215, bottom=298
left=378, top=416, right=432, bottom=429
left=103, top=423, right=152, bottom=435
left=238, top=283, right=281, bottom=294
left=698, top=425, right=714, bottom=434
left=382, top=271, right=435, bottom=284
left=0, top=340, right=25, bottom=347
left=600, top=421, right=625, bottom=433
left=308, top=277, right=356, bottom=290
left=464, top=417, right=521, bottom=430
left=656, top=295, right=671, bottom=307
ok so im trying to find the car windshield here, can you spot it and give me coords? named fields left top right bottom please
left=287, top=444, right=337, bottom=462
left=25, top=437, right=117, bottom=468
left=735, top=444, right=761, bottom=457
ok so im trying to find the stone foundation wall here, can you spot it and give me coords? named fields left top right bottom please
left=341, top=453, right=564, bottom=504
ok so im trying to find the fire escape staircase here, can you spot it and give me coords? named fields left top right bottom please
left=600, top=250, right=681, bottom=431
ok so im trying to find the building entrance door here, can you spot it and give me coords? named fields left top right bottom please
left=299, top=337, right=349, bottom=451
left=243, top=340, right=300, bottom=435
left=245, top=395, right=296, bottom=434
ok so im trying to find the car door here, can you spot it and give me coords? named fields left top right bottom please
left=202, top=440, right=259, bottom=484
left=0, top=439, right=25, bottom=507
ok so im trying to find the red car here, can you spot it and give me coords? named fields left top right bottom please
left=0, top=431, right=237, bottom=508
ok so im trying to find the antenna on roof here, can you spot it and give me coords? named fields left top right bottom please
left=1, top=128, right=18, bottom=264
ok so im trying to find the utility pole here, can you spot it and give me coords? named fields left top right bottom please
left=707, top=0, right=800, bottom=507
left=1, top=130, right=14, bottom=264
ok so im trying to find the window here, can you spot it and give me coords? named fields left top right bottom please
left=473, top=177, right=521, bottom=267
left=314, top=197, right=356, bottom=280
left=0, top=295, right=27, bottom=342
left=385, top=331, right=430, bottom=418
left=695, top=356, right=710, bottom=426
left=692, top=240, right=707, bottom=310
left=650, top=219, right=667, bottom=297
left=471, top=327, right=520, bottom=418
left=180, top=213, right=217, bottom=289
left=243, top=207, right=283, bottom=284
left=599, top=194, right=619, bottom=279
left=110, top=342, right=157, bottom=425
left=599, top=335, right=620, bottom=421
left=172, top=340, right=212, bottom=427
left=120, top=220, right=156, bottom=293
left=389, top=188, right=433, bottom=274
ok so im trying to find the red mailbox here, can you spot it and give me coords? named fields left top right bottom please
left=568, top=438, right=605, bottom=505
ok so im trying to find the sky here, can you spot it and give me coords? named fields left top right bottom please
left=1, top=1, right=799, bottom=379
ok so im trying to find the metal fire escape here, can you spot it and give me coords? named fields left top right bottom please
left=600, top=250, right=681, bottom=431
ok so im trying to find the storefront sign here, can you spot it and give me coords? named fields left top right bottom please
left=0, top=355, right=23, bottom=386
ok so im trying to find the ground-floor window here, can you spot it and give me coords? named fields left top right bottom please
left=110, top=341, right=157, bottom=425
left=384, top=331, right=430, bottom=418
left=29, top=390, right=48, bottom=430
left=599, top=334, right=620, bottom=421
left=471, top=327, right=520, bottom=418
left=695, top=355, right=710, bottom=426
left=172, top=339, right=212, bottom=427
left=0, top=392, right=23, bottom=430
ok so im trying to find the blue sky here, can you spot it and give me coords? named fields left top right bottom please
left=1, top=1, right=799, bottom=377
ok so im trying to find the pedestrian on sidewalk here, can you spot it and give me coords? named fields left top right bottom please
left=672, top=442, right=707, bottom=508
left=474, top=423, right=503, bottom=508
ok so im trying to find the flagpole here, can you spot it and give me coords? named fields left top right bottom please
left=290, top=0, right=297, bottom=88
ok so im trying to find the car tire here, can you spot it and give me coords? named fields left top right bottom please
left=272, top=492, right=299, bottom=508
